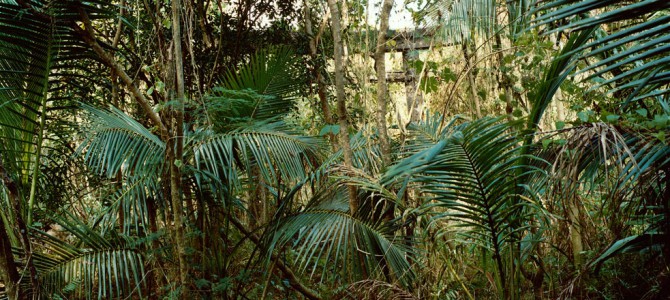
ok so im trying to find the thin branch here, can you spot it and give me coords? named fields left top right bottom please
left=74, top=8, right=169, bottom=139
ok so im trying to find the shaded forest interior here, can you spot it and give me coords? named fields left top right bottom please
left=1, top=0, right=670, bottom=299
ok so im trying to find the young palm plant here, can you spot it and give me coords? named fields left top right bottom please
left=75, top=46, right=328, bottom=297
left=383, top=116, right=547, bottom=298
left=261, top=126, right=418, bottom=292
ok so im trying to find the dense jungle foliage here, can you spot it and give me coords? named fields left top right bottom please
left=1, top=0, right=669, bottom=299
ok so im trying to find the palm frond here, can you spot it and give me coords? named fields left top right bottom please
left=542, top=123, right=633, bottom=181
left=204, top=88, right=278, bottom=130
left=591, top=129, right=670, bottom=270
left=190, top=121, right=324, bottom=194
left=76, top=104, right=165, bottom=179
left=94, top=174, right=161, bottom=236
left=533, top=0, right=670, bottom=103
left=0, top=0, right=108, bottom=177
left=401, top=112, right=464, bottom=158
left=0, top=0, right=118, bottom=231
left=0, top=0, right=60, bottom=181
left=526, top=26, right=597, bottom=136
left=265, top=184, right=416, bottom=287
left=623, top=133, right=670, bottom=183
left=19, top=215, right=145, bottom=299
left=348, top=129, right=385, bottom=174
left=219, top=46, right=303, bottom=121
left=386, top=116, right=546, bottom=281
left=590, top=232, right=665, bottom=274
left=73, top=105, right=166, bottom=238
left=421, top=0, right=497, bottom=43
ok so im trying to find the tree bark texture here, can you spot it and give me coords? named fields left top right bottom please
left=327, top=0, right=358, bottom=213
left=494, top=31, right=514, bottom=120
left=170, top=0, right=189, bottom=287
left=0, top=155, right=22, bottom=300
left=403, top=49, right=423, bottom=123
left=374, top=0, right=393, bottom=164
left=0, top=154, right=34, bottom=300
left=0, top=215, right=22, bottom=300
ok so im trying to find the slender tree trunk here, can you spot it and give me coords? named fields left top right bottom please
left=0, top=158, right=22, bottom=300
left=462, top=41, right=482, bottom=118
left=193, top=0, right=212, bottom=48
left=111, top=19, right=124, bottom=227
left=403, top=49, right=423, bottom=123
left=0, top=154, right=36, bottom=299
left=494, top=32, right=514, bottom=120
left=116, top=172, right=125, bottom=230
left=145, top=195, right=161, bottom=300
left=0, top=215, right=22, bottom=300
left=170, top=0, right=188, bottom=288
left=304, top=6, right=333, bottom=126
left=340, top=0, right=349, bottom=58
left=327, top=0, right=358, bottom=213
left=374, top=0, right=393, bottom=164
left=568, top=199, right=584, bottom=268
left=186, top=1, right=205, bottom=99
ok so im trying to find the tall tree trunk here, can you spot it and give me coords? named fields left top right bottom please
left=146, top=195, right=162, bottom=300
left=340, top=0, right=349, bottom=58
left=170, top=0, right=189, bottom=288
left=327, top=0, right=358, bottom=213
left=568, top=199, right=584, bottom=268
left=374, top=0, right=393, bottom=164
left=112, top=10, right=125, bottom=226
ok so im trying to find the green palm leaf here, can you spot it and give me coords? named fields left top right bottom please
left=419, top=0, right=532, bottom=43
left=265, top=184, right=415, bottom=287
left=526, top=26, right=597, bottom=136
left=219, top=46, right=303, bottom=121
left=190, top=122, right=324, bottom=193
left=421, top=0, right=497, bottom=42
left=0, top=0, right=118, bottom=228
left=76, top=105, right=165, bottom=236
left=385, top=117, right=545, bottom=284
left=587, top=129, right=670, bottom=272
left=77, top=104, right=165, bottom=179
left=533, top=0, right=670, bottom=102
left=94, top=174, right=160, bottom=236
left=15, top=215, right=145, bottom=299
left=0, top=0, right=105, bottom=175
